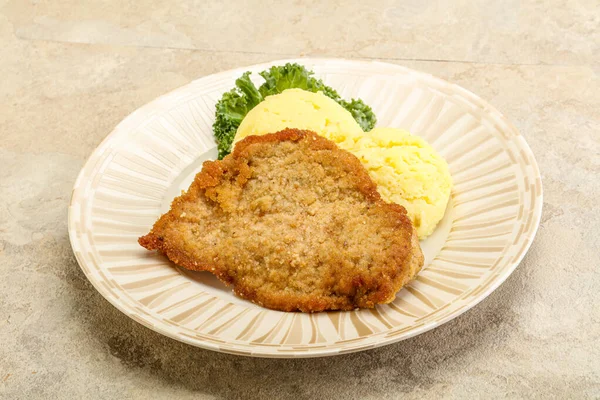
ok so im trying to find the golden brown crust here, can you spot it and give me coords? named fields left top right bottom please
left=139, top=129, right=424, bottom=312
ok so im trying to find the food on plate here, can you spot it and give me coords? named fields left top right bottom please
left=140, top=63, right=449, bottom=312
left=234, top=89, right=363, bottom=149
left=139, top=129, right=424, bottom=312
left=213, top=63, right=376, bottom=158
left=353, top=128, right=452, bottom=239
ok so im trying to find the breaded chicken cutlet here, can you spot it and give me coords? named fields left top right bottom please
left=139, top=129, right=424, bottom=312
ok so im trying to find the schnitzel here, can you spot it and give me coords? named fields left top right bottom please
left=140, top=129, right=423, bottom=312
left=139, top=129, right=424, bottom=312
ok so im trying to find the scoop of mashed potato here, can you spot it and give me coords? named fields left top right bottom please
left=234, top=88, right=363, bottom=148
left=233, top=89, right=451, bottom=239
left=353, top=128, right=452, bottom=239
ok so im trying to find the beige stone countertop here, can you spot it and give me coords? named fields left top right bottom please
left=1, top=1, right=599, bottom=398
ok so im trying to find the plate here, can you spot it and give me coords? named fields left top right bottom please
left=68, top=58, right=542, bottom=358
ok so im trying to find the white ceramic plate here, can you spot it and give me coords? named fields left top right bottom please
left=68, top=58, right=542, bottom=358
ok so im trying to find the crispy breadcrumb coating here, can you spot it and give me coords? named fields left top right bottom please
left=139, top=129, right=423, bottom=312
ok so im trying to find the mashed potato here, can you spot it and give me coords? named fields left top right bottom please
left=353, top=128, right=452, bottom=239
left=233, top=89, right=452, bottom=239
left=234, top=89, right=363, bottom=148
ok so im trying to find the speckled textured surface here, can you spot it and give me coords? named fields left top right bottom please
left=1, top=1, right=599, bottom=398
